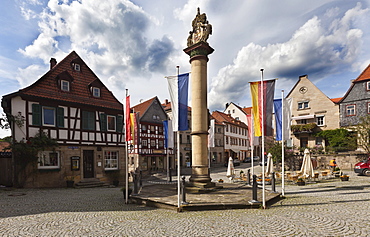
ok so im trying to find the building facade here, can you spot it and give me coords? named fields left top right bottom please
left=286, top=75, right=341, bottom=151
left=1, top=51, right=126, bottom=188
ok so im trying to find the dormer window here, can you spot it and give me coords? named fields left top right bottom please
left=61, top=80, right=70, bottom=91
left=92, top=87, right=100, bottom=97
left=74, top=63, right=80, bottom=71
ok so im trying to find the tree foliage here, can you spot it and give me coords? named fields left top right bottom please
left=356, top=115, right=370, bottom=154
left=6, top=130, right=59, bottom=187
left=315, top=128, right=357, bottom=152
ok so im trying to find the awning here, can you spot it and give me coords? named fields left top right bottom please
left=292, top=115, right=315, bottom=120
left=231, top=149, right=241, bottom=153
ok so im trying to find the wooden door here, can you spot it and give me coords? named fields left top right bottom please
left=83, top=150, right=94, bottom=178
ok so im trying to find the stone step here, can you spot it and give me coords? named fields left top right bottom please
left=74, top=179, right=109, bottom=188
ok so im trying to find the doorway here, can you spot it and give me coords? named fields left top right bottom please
left=83, top=150, right=94, bottom=178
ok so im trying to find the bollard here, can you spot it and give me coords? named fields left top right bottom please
left=271, top=172, right=277, bottom=193
left=133, top=172, right=138, bottom=195
left=181, top=176, right=188, bottom=204
left=169, top=168, right=172, bottom=182
left=248, top=174, right=261, bottom=205
left=247, top=169, right=251, bottom=185
left=139, top=170, right=142, bottom=187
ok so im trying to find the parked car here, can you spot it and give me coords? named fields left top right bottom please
left=354, top=158, right=370, bottom=176
left=233, top=159, right=241, bottom=166
left=253, top=156, right=260, bottom=161
left=243, top=157, right=251, bottom=163
left=224, top=159, right=241, bottom=167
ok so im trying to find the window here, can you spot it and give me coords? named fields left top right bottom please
left=298, top=119, right=307, bottom=125
left=298, top=101, right=309, bottom=109
left=61, top=80, right=69, bottom=91
left=43, top=107, right=55, bottom=126
left=159, top=140, right=164, bottom=148
left=316, top=116, right=324, bottom=126
left=107, top=115, right=116, bottom=131
left=150, top=140, right=155, bottom=147
left=92, top=87, right=100, bottom=97
left=38, top=151, right=60, bottom=169
left=346, top=105, right=355, bottom=116
left=368, top=102, right=370, bottom=114
left=142, top=124, right=147, bottom=132
left=104, top=151, right=118, bottom=170
left=142, top=140, right=148, bottom=147
left=74, top=63, right=80, bottom=71
left=82, top=111, right=95, bottom=130
left=367, top=81, right=370, bottom=90
left=316, top=137, right=323, bottom=145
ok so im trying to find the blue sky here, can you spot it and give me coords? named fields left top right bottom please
left=1, top=0, right=370, bottom=138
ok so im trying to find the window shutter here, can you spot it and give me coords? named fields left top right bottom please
left=116, top=115, right=123, bottom=132
left=32, top=104, right=41, bottom=126
left=57, top=107, right=64, bottom=127
left=100, top=113, right=107, bottom=132
left=82, top=111, right=88, bottom=130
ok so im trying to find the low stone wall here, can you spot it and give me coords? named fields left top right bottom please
left=312, top=153, right=367, bottom=170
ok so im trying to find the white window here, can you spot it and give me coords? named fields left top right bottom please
left=43, top=107, right=55, bottom=126
left=346, top=105, right=355, bottom=116
left=367, top=81, right=370, bottom=90
left=38, top=151, right=60, bottom=169
left=142, top=140, right=148, bottom=146
left=104, top=151, right=118, bottom=170
left=61, top=80, right=69, bottom=91
left=316, top=116, right=324, bottom=126
left=74, top=63, right=80, bottom=71
left=298, top=101, right=309, bottom=109
left=368, top=103, right=370, bottom=114
left=92, top=87, right=100, bottom=97
left=107, top=115, right=116, bottom=131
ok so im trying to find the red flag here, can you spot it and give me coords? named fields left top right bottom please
left=125, top=95, right=132, bottom=141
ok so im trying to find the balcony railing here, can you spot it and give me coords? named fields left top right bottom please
left=291, top=123, right=317, bottom=134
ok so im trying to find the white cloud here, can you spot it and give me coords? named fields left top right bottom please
left=208, top=3, right=369, bottom=110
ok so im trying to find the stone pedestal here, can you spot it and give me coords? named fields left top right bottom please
left=184, top=42, right=214, bottom=186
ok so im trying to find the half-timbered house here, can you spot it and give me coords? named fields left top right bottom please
left=1, top=51, right=126, bottom=188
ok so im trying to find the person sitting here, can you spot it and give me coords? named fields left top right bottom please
left=329, top=158, right=337, bottom=173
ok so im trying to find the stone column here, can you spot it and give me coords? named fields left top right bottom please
left=184, top=42, right=214, bottom=186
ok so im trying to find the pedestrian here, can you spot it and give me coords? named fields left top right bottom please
left=329, top=158, right=337, bottom=172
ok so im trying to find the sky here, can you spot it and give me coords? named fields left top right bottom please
left=1, top=0, right=370, bottom=138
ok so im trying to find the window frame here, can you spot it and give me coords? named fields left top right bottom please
left=92, top=87, right=100, bottom=97
left=298, top=101, right=309, bottom=110
left=43, top=107, right=55, bottom=126
left=61, top=80, right=70, bottom=91
left=107, top=115, right=116, bottom=131
left=316, top=115, right=324, bottom=126
left=74, top=63, right=81, bottom=71
left=367, top=81, right=370, bottom=91
left=38, top=151, right=60, bottom=169
left=104, top=150, right=119, bottom=170
left=346, top=104, right=356, bottom=116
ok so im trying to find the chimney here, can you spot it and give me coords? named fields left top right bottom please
left=165, top=99, right=169, bottom=105
left=50, top=58, right=57, bottom=70
left=299, top=74, right=308, bottom=79
left=225, top=103, right=229, bottom=110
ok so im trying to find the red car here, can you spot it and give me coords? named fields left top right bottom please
left=354, top=157, right=370, bottom=176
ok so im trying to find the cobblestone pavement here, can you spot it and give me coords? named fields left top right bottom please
left=1, top=168, right=370, bottom=236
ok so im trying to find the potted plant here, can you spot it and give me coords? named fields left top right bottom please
left=65, top=176, right=75, bottom=188
left=296, top=177, right=305, bottom=186
left=120, top=185, right=133, bottom=199
left=340, top=174, right=349, bottom=181
left=333, top=167, right=341, bottom=177
left=218, top=179, right=224, bottom=183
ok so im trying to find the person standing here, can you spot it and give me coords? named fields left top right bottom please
left=329, top=158, right=337, bottom=172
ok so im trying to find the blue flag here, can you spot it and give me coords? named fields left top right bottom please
left=167, top=73, right=189, bottom=131
left=274, top=99, right=282, bottom=141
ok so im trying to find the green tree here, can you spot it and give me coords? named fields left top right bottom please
left=6, top=130, right=59, bottom=187
left=315, top=128, right=357, bottom=152
left=356, top=115, right=370, bottom=154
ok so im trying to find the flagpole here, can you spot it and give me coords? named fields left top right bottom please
left=281, top=90, right=285, bottom=197
left=260, top=68, right=266, bottom=209
left=125, top=89, right=129, bottom=204
left=176, top=66, right=181, bottom=209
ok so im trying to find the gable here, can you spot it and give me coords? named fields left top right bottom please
left=4, top=51, right=122, bottom=111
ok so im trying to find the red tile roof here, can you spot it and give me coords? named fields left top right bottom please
left=4, top=51, right=122, bottom=111
left=161, top=100, right=192, bottom=111
left=330, top=97, right=342, bottom=103
left=242, top=107, right=252, bottom=115
left=0, top=141, right=11, bottom=151
left=211, top=111, right=248, bottom=128
left=354, top=64, right=370, bottom=82
left=132, top=97, right=157, bottom=118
